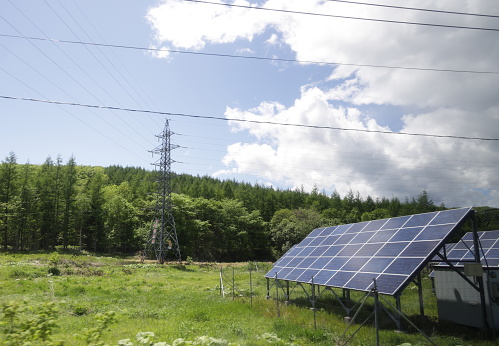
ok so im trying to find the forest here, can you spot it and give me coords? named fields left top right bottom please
left=2, top=151, right=489, bottom=261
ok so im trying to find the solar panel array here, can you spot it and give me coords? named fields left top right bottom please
left=434, top=230, right=499, bottom=267
left=265, top=208, right=473, bottom=296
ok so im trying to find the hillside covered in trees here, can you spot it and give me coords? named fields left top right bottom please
left=3, top=152, right=494, bottom=261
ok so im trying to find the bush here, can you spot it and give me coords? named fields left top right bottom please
left=48, top=267, right=61, bottom=276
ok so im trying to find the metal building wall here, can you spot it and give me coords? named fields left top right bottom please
left=434, top=268, right=499, bottom=329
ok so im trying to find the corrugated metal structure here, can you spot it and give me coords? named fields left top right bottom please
left=432, top=230, right=499, bottom=329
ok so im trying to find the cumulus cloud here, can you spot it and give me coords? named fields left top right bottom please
left=147, top=0, right=499, bottom=206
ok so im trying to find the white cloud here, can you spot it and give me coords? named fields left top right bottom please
left=148, top=0, right=499, bottom=206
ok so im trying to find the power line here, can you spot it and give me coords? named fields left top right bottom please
left=1, top=7, right=153, bottom=149
left=40, top=0, right=156, bottom=139
left=0, top=71, right=149, bottom=164
left=2, top=33, right=499, bottom=75
left=324, top=0, right=499, bottom=19
left=182, top=0, right=499, bottom=32
left=2, top=95, right=498, bottom=142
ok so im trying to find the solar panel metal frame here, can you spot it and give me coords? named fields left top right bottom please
left=265, top=207, right=474, bottom=297
left=433, top=230, right=499, bottom=267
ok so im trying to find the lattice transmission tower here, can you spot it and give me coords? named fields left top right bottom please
left=142, top=119, right=181, bottom=264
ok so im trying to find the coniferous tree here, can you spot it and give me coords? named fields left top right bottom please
left=62, top=156, right=78, bottom=249
left=0, top=152, right=18, bottom=250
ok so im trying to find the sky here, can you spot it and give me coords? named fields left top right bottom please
left=1, top=0, right=499, bottom=208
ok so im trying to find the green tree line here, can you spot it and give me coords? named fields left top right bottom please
left=1, top=152, right=451, bottom=260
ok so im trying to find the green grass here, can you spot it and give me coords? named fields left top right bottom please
left=0, top=252, right=496, bottom=345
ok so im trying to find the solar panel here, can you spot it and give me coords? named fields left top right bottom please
left=265, top=207, right=473, bottom=296
left=434, top=230, right=499, bottom=267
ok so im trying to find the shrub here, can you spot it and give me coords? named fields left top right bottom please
left=48, top=267, right=61, bottom=276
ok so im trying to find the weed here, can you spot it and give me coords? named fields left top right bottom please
left=72, top=305, right=89, bottom=316
left=48, top=266, right=61, bottom=276
left=75, top=310, right=117, bottom=345
left=8, top=268, right=30, bottom=279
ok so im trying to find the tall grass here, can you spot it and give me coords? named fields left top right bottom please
left=0, top=253, right=495, bottom=345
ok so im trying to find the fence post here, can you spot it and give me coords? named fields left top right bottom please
left=219, top=267, right=224, bottom=297
left=250, top=266, right=253, bottom=306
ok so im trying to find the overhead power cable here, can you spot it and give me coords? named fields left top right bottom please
left=182, top=0, right=499, bottom=32
left=324, top=0, right=499, bottom=19
left=2, top=33, right=499, bottom=75
left=2, top=95, right=498, bottom=142
left=1, top=8, right=153, bottom=148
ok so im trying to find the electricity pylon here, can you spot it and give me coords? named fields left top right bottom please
left=142, top=119, right=181, bottom=264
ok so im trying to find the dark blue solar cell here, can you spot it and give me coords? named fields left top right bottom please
left=404, top=212, right=437, bottom=228
left=385, top=258, right=424, bottom=275
left=335, top=224, right=352, bottom=235
left=368, top=230, right=396, bottom=243
left=362, top=257, right=394, bottom=273
left=295, top=246, right=314, bottom=257
left=299, top=237, right=313, bottom=247
left=309, top=246, right=328, bottom=257
left=299, top=257, right=318, bottom=268
left=461, top=232, right=474, bottom=241
left=321, top=235, right=339, bottom=245
left=274, top=257, right=293, bottom=267
left=323, top=245, right=343, bottom=257
left=337, top=244, right=362, bottom=256
left=314, top=270, right=336, bottom=285
left=297, top=269, right=320, bottom=283
left=285, top=268, right=305, bottom=281
left=400, top=241, right=439, bottom=257
left=345, top=222, right=369, bottom=234
left=351, top=231, right=375, bottom=244
left=265, top=267, right=280, bottom=278
left=429, top=208, right=471, bottom=225
left=485, top=259, right=499, bottom=266
left=308, top=228, right=325, bottom=237
left=452, top=241, right=469, bottom=250
left=318, top=226, right=337, bottom=236
left=326, top=270, right=354, bottom=287
left=444, top=249, right=467, bottom=260
left=461, top=251, right=476, bottom=260
left=485, top=249, right=499, bottom=258
left=480, top=239, right=497, bottom=248
left=390, top=227, right=424, bottom=242
left=377, top=243, right=409, bottom=256
left=347, top=272, right=378, bottom=291
left=287, top=257, right=304, bottom=267
left=325, top=257, right=349, bottom=270
left=335, top=233, right=355, bottom=245
left=342, top=257, right=369, bottom=272
left=375, top=274, right=407, bottom=296
left=309, top=237, right=325, bottom=246
left=381, top=215, right=411, bottom=230
left=416, top=224, right=454, bottom=241
left=287, top=246, right=303, bottom=256
left=311, top=257, right=331, bottom=269
left=363, top=218, right=389, bottom=232
left=356, top=243, right=383, bottom=257
left=481, top=231, right=499, bottom=240
left=274, top=267, right=293, bottom=279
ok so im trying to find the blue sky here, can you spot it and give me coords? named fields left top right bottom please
left=1, top=0, right=499, bottom=208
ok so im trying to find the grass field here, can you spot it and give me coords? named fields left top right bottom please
left=0, top=252, right=495, bottom=345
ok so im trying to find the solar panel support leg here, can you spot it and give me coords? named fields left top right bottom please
left=266, top=277, right=270, bottom=299
left=472, top=214, right=491, bottom=333
left=343, top=289, right=351, bottom=302
left=417, top=273, right=425, bottom=316
left=396, top=296, right=402, bottom=330
left=275, top=274, right=280, bottom=317
left=311, top=277, right=317, bottom=329
left=373, top=280, right=380, bottom=346
left=285, top=281, right=290, bottom=304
